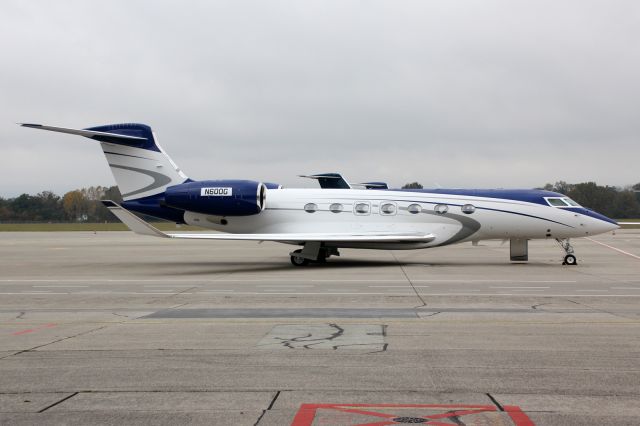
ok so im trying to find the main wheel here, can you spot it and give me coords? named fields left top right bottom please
left=290, top=249, right=309, bottom=266
left=563, top=254, right=577, bottom=265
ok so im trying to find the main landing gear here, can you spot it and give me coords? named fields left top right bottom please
left=290, top=243, right=339, bottom=266
left=556, top=238, right=577, bottom=265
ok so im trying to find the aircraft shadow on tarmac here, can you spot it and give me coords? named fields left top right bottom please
left=128, top=259, right=557, bottom=276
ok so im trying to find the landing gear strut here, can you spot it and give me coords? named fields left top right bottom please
left=556, top=238, right=577, bottom=265
left=289, top=243, right=339, bottom=266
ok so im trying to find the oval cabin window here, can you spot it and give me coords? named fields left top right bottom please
left=329, top=203, right=343, bottom=213
left=407, top=204, right=422, bottom=214
left=461, top=204, right=476, bottom=214
left=380, top=203, right=396, bottom=215
left=304, top=203, right=318, bottom=213
left=434, top=204, right=449, bottom=214
left=354, top=203, right=370, bottom=214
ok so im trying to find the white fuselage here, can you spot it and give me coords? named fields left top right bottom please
left=182, top=188, right=616, bottom=249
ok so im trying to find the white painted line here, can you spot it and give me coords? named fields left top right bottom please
left=256, top=285, right=314, bottom=288
left=369, top=285, right=430, bottom=288
left=76, top=292, right=192, bottom=295
left=610, top=287, right=640, bottom=290
left=4, top=292, right=640, bottom=297
left=32, top=285, right=89, bottom=288
left=586, top=237, right=640, bottom=260
left=412, top=280, right=577, bottom=283
left=490, top=286, right=551, bottom=289
left=143, top=285, right=195, bottom=288
left=576, top=290, right=605, bottom=292
left=0, top=292, right=68, bottom=295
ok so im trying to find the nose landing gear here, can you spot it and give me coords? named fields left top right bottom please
left=556, top=238, right=578, bottom=265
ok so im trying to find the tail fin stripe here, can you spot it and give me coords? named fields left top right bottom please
left=104, top=151, right=154, bottom=161
left=108, top=164, right=173, bottom=198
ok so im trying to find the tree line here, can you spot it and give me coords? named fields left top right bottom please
left=1, top=181, right=639, bottom=222
left=0, top=186, right=123, bottom=223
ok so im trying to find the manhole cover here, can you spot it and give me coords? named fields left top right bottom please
left=392, top=418, right=426, bottom=424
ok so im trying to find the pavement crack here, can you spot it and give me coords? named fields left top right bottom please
left=15, top=311, right=25, bottom=319
left=38, top=392, right=78, bottom=413
left=531, top=303, right=550, bottom=310
left=253, top=390, right=280, bottom=425
left=567, top=299, right=633, bottom=320
left=418, top=311, right=441, bottom=318
left=8, top=326, right=107, bottom=357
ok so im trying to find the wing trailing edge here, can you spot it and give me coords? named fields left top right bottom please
left=102, top=201, right=436, bottom=243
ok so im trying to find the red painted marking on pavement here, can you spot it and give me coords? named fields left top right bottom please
left=504, top=405, right=536, bottom=426
left=586, top=237, right=640, bottom=260
left=12, top=329, right=36, bottom=336
left=291, top=404, right=317, bottom=426
left=291, top=403, right=535, bottom=426
left=333, top=407, right=396, bottom=418
left=11, top=323, right=57, bottom=336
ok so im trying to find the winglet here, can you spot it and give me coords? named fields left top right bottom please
left=101, top=201, right=168, bottom=238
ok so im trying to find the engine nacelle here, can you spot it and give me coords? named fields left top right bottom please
left=164, top=180, right=267, bottom=216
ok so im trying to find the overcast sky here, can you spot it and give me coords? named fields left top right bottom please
left=1, top=0, right=639, bottom=197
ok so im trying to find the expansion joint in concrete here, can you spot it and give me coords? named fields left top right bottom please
left=37, top=392, right=78, bottom=413
left=253, top=390, right=281, bottom=425
left=486, top=393, right=504, bottom=411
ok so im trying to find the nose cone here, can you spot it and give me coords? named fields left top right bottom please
left=584, top=209, right=619, bottom=234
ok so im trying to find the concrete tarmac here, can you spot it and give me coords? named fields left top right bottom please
left=0, top=230, right=639, bottom=425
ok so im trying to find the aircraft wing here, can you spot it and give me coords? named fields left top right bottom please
left=102, top=201, right=435, bottom=243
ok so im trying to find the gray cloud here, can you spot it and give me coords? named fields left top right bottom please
left=2, top=0, right=639, bottom=197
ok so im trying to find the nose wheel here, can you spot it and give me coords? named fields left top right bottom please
left=556, top=238, right=578, bottom=265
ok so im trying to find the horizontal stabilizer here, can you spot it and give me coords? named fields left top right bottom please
left=103, top=201, right=436, bottom=243
left=299, top=173, right=351, bottom=189
left=102, top=201, right=168, bottom=238
left=20, top=123, right=148, bottom=144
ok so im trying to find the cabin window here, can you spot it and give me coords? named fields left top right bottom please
left=304, top=203, right=318, bottom=213
left=407, top=204, right=422, bottom=214
left=329, top=203, right=343, bottom=213
left=354, top=202, right=371, bottom=215
left=434, top=204, right=449, bottom=214
left=563, top=197, right=580, bottom=206
left=461, top=204, right=476, bottom=214
left=380, top=203, right=396, bottom=215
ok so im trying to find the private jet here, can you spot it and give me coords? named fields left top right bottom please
left=22, top=123, right=620, bottom=266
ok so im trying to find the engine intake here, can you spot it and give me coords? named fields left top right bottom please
left=164, top=180, right=267, bottom=216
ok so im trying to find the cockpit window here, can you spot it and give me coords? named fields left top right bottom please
left=546, top=198, right=569, bottom=207
left=545, top=197, right=580, bottom=208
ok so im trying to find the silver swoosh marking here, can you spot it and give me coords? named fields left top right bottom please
left=418, top=210, right=481, bottom=246
left=109, top=164, right=173, bottom=198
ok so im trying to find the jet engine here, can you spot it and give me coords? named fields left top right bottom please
left=164, top=180, right=267, bottom=216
